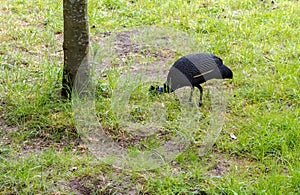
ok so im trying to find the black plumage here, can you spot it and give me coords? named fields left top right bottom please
left=152, top=53, right=233, bottom=106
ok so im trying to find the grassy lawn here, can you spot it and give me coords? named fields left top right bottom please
left=0, top=0, right=299, bottom=194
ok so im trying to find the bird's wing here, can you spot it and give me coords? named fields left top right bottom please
left=193, top=68, right=216, bottom=78
left=185, top=53, right=219, bottom=76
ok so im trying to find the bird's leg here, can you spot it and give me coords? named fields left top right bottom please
left=189, top=86, right=194, bottom=102
left=196, top=85, right=203, bottom=107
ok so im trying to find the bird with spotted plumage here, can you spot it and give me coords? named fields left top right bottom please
left=150, top=53, right=233, bottom=106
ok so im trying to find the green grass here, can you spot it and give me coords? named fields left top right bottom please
left=1, top=0, right=299, bottom=194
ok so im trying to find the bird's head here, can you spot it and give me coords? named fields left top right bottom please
left=149, top=83, right=173, bottom=94
left=149, top=85, right=164, bottom=94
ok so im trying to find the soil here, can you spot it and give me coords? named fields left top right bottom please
left=69, top=172, right=146, bottom=195
left=93, top=28, right=177, bottom=77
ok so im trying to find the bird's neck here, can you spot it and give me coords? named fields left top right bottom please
left=163, top=83, right=173, bottom=93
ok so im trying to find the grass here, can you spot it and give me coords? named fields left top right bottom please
left=1, top=0, right=299, bottom=194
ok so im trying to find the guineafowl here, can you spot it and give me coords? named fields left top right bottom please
left=151, top=53, right=233, bottom=106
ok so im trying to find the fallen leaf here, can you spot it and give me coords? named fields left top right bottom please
left=70, top=167, right=78, bottom=172
left=230, top=133, right=238, bottom=140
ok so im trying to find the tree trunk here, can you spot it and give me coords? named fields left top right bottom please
left=62, top=0, right=89, bottom=99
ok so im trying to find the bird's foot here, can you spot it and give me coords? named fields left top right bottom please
left=198, top=102, right=203, bottom=107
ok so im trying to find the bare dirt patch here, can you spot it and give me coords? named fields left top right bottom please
left=0, top=119, right=86, bottom=156
left=204, top=151, right=256, bottom=178
left=69, top=172, right=147, bottom=195
left=92, top=29, right=177, bottom=77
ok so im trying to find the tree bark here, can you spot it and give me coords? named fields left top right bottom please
left=62, top=0, right=89, bottom=99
